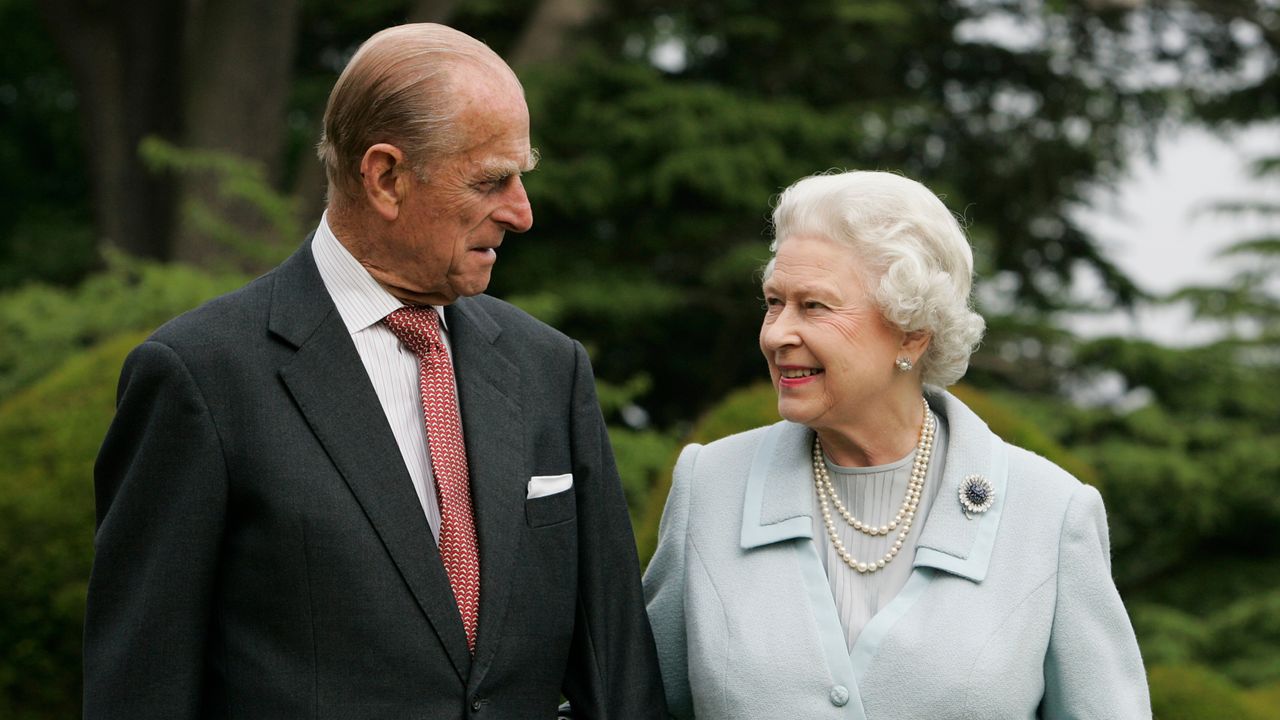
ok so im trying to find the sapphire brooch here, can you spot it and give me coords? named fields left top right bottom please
left=959, top=474, right=995, bottom=518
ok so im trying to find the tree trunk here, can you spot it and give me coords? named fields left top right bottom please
left=508, top=0, right=598, bottom=68
left=407, top=0, right=463, bottom=24
left=173, top=0, right=301, bottom=267
left=38, top=0, right=187, bottom=260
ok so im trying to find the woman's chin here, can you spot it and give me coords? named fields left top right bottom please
left=776, top=399, right=817, bottom=427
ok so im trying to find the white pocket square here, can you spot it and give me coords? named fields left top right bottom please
left=527, top=473, right=573, bottom=499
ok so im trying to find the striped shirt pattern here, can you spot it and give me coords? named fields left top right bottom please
left=311, top=214, right=452, bottom=542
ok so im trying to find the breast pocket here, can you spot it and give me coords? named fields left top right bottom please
left=525, top=487, right=577, bottom=528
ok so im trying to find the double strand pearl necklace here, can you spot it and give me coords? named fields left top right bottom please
left=813, top=397, right=935, bottom=574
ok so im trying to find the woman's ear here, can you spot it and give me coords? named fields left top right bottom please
left=359, top=143, right=408, bottom=221
left=900, top=329, right=932, bottom=364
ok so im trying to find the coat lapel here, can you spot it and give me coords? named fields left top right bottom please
left=739, top=421, right=816, bottom=549
left=912, top=388, right=1009, bottom=583
left=738, top=422, right=870, bottom=719
left=444, top=298, right=526, bottom=678
left=269, top=244, right=472, bottom=680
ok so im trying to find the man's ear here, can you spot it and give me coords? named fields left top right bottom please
left=359, top=143, right=410, bottom=221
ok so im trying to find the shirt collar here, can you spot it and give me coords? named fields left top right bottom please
left=312, top=212, right=449, bottom=334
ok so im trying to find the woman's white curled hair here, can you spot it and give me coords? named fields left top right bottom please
left=768, top=170, right=986, bottom=387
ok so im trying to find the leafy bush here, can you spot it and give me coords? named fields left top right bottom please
left=1147, top=665, right=1271, bottom=720
left=0, top=254, right=245, bottom=402
left=0, top=332, right=143, bottom=719
left=1131, top=587, right=1280, bottom=687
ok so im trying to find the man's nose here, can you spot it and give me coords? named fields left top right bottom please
left=496, top=177, right=533, bottom=233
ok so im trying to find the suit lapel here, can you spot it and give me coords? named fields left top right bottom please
left=444, top=298, right=526, bottom=677
left=269, top=244, right=472, bottom=680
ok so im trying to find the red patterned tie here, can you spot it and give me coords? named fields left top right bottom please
left=384, top=306, right=480, bottom=653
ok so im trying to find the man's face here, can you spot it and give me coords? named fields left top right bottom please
left=373, top=73, right=536, bottom=305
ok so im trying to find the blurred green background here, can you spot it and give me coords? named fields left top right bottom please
left=1, top=0, right=1278, bottom=717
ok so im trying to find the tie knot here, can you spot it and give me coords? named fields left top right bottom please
left=383, top=306, right=443, bottom=356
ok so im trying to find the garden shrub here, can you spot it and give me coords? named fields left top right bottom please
left=0, top=332, right=144, bottom=719
left=0, top=254, right=245, bottom=402
left=1148, top=664, right=1270, bottom=720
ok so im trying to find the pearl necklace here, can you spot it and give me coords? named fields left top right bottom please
left=813, top=397, right=935, bottom=574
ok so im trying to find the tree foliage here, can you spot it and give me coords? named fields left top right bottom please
left=2, top=0, right=1279, bottom=716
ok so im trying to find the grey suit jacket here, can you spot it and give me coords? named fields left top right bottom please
left=644, top=388, right=1150, bottom=719
left=85, top=243, right=666, bottom=719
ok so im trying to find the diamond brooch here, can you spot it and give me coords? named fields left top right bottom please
left=959, top=474, right=994, bottom=518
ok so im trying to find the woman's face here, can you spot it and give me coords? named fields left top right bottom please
left=759, top=234, right=907, bottom=432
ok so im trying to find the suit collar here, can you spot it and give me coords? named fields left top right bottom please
left=738, top=388, right=1009, bottom=583
left=267, top=239, right=333, bottom=349
left=271, top=241, right=474, bottom=680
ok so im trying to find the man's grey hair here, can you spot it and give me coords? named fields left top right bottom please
left=316, top=23, right=521, bottom=203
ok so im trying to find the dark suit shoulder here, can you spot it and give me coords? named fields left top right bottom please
left=147, top=268, right=278, bottom=353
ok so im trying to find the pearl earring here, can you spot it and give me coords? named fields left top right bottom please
left=895, top=357, right=913, bottom=372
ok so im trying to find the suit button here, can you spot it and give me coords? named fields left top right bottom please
left=471, top=697, right=484, bottom=712
left=829, top=685, right=850, bottom=707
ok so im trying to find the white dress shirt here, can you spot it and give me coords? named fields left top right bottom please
left=311, top=213, right=451, bottom=541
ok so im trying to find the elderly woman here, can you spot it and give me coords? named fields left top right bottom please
left=643, top=171, right=1150, bottom=718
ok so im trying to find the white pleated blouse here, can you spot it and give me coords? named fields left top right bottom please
left=810, top=410, right=950, bottom=651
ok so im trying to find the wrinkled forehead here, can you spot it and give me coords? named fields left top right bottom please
left=762, top=234, right=878, bottom=293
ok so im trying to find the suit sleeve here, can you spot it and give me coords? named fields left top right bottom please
left=84, top=340, right=228, bottom=719
left=642, top=444, right=700, bottom=719
left=1041, top=484, right=1151, bottom=719
left=560, top=341, right=669, bottom=719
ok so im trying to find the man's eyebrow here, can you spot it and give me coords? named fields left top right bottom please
left=479, top=148, right=540, bottom=179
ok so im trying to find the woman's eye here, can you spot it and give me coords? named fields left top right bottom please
left=804, top=301, right=825, bottom=310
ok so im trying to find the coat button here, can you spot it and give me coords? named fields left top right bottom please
left=471, top=697, right=484, bottom=712
left=829, top=685, right=850, bottom=707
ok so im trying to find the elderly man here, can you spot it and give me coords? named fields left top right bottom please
left=84, top=24, right=666, bottom=719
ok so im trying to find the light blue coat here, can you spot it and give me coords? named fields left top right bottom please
left=643, top=388, right=1151, bottom=719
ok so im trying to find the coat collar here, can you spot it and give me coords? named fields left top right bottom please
left=738, top=387, right=1008, bottom=583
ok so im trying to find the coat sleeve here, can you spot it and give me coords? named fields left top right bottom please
left=559, top=341, right=669, bottom=719
left=1040, top=483, right=1151, bottom=719
left=642, top=443, right=700, bottom=719
left=84, top=340, right=228, bottom=719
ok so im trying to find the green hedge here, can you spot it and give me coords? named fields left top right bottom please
left=0, top=332, right=144, bottom=719
left=1148, top=664, right=1277, bottom=720
left=0, top=254, right=245, bottom=403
